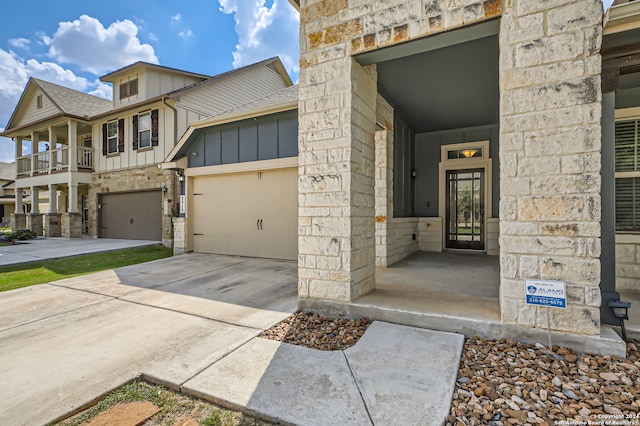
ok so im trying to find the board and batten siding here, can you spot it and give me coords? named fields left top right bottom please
left=188, top=110, right=298, bottom=168
left=93, top=104, right=175, bottom=172
left=20, top=89, right=59, bottom=127
left=114, top=69, right=205, bottom=109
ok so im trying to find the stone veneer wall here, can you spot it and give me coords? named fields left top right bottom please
left=88, top=165, right=176, bottom=245
left=374, top=95, right=419, bottom=267
left=298, top=0, right=502, bottom=301
left=616, top=234, right=640, bottom=291
left=499, top=0, right=603, bottom=335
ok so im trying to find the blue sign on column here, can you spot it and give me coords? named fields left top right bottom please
left=524, top=279, right=567, bottom=309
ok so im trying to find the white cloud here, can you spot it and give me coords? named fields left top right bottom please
left=171, top=13, right=182, bottom=22
left=88, top=80, right=113, bottom=100
left=46, top=15, right=158, bottom=75
left=219, top=0, right=299, bottom=80
left=9, top=38, right=30, bottom=49
left=179, top=29, right=194, bottom=39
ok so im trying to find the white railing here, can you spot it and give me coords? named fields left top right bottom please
left=15, top=146, right=94, bottom=178
left=77, top=146, right=94, bottom=169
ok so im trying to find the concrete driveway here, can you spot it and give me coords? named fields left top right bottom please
left=0, top=253, right=298, bottom=425
left=0, top=252, right=464, bottom=426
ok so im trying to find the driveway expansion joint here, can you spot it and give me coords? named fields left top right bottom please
left=341, top=349, right=376, bottom=426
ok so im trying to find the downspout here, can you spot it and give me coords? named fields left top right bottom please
left=162, top=96, right=180, bottom=216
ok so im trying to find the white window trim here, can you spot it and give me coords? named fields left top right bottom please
left=138, top=111, right=152, bottom=149
left=107, top=120, right=118, bottom=154
left=438, top=140, right=492, bottom=251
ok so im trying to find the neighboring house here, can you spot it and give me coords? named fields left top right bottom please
left=0, top=163, right=17, bottom=224
left=1, top=58, right=292, bottom=244
left=164, top=85, right=299, bottom=259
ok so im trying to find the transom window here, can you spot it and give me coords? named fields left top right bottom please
left=107, top=121, right=118, bottom=154
left=119, top=79, right=138, bottom=99
left=138, top=112, right=151, bottom=148
left=615, top=119, right=640, bottom=232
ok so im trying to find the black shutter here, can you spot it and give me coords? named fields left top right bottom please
left=117, top=118, right=125, bottom=152
left=102, top=123, right=107, bottom=155
left=151, top=109, right=159, bottom=146
left=132, top=115, right=139, bottom=150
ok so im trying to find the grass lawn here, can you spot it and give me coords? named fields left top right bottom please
left=0, top=246, right=172, bottom=293
left=57, top=380, right=272, bottom=426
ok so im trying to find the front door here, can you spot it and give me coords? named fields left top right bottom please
left=446, top=169, right=484, bottom=250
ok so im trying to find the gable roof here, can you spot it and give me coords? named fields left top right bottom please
left=168, top=57, right=293, bottom=99
left=2, top=78, right=112, bottom=133
left=100, top=61, right=211, bottom=82
left=33, top=79, right=112, bottom=118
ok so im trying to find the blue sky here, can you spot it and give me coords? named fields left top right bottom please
left=0, top=0, right=300, bottom=162
left=0, top=0, right=618, bottom=163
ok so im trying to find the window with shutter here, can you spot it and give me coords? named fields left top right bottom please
left=119, top=79, right=139, bottom=100
left=615, top=119, right=640, bottom=232
left=106, top=121, right=118, bottom=154
left=138, top=112, right=151, bottom=149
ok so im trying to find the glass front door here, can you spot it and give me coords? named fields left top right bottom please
left=446, top=169, right=484, bottom=250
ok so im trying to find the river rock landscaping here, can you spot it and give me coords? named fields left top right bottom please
left=261, top=311, right=640, bottom=425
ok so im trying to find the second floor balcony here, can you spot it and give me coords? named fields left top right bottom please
left=16, top=146, right=94, bottom=178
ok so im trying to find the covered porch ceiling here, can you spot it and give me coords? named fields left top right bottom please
left=357, top=20, right=500, bottom=134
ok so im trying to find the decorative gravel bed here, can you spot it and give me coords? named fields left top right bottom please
left=261, top=312, right=639, bottom=425
left=259, top=310, right=370, bottom=351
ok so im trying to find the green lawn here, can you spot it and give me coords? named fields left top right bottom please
left=0, top=246, right=172, bottom=293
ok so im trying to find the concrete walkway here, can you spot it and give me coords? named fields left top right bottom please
left=0, top=237, right=161, bottom=266
left=0, top=253, right=464, bottom=426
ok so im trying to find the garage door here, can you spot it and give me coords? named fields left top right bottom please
left=99, top=190, right=162, bottom=240
left=191, top=167, right=297, bottom=260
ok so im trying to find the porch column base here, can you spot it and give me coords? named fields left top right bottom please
left=11, top=213, right=27, bottom=231
left=62, top=213, right=82, bottom=239
left=172, top=217, right=186, bottom=255
left=27, top=214, right=44, bottom=237
left=44, top=213, right=62, bottom=237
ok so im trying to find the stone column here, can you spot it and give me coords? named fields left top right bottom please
left=62, top=213, right=82, bottom=238
left=298, top=51, right=378, bottom=302
left=499, top=0, right=603, bottom=335
left=172, top=217, right=186, bottom=255
left=11, top=213, right=26, bottom=231
left=28, top=214, right=43, bottom=237
left=44, top=213, right=62, bottom=237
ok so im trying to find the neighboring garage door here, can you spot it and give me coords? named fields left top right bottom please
left=100, top=190, right=162, bottom=240
left=192, top=167, right=297, bottom=260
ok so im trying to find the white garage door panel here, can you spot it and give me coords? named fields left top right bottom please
left=192, top=168, right=297, bottom=260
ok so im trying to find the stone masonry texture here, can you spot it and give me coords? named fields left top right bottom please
left=499, top=0, right=603, bottom=335
left=298, top=0, right=605, bottom=337
left=89, top=165, right=175, bottom=244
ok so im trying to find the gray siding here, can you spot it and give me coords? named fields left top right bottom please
left=414, top=124, right=500, bottom=217
left=177, top=66, right=289, bottom=118
left=188, top=110, right=298, bottom=168
left=393, top=114, right=415, bottom=217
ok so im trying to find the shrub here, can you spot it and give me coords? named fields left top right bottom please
left=3, top=229, right=38, bottom=242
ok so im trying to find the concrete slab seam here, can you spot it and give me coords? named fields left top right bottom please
left=0, top=297, right=115, bottom=334
left=341, top=349, right=376, bottom=426
left=112, top=296, right=267, bottom=333
left=120, top=256, right=254, bottom=290
left=175, top=335, right=263, bottom=388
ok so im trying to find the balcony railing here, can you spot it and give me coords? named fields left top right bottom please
left=16, top=146, right=94, bottom=177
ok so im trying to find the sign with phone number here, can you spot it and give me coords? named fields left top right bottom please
left=524, top=279, right=567, bottom=309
